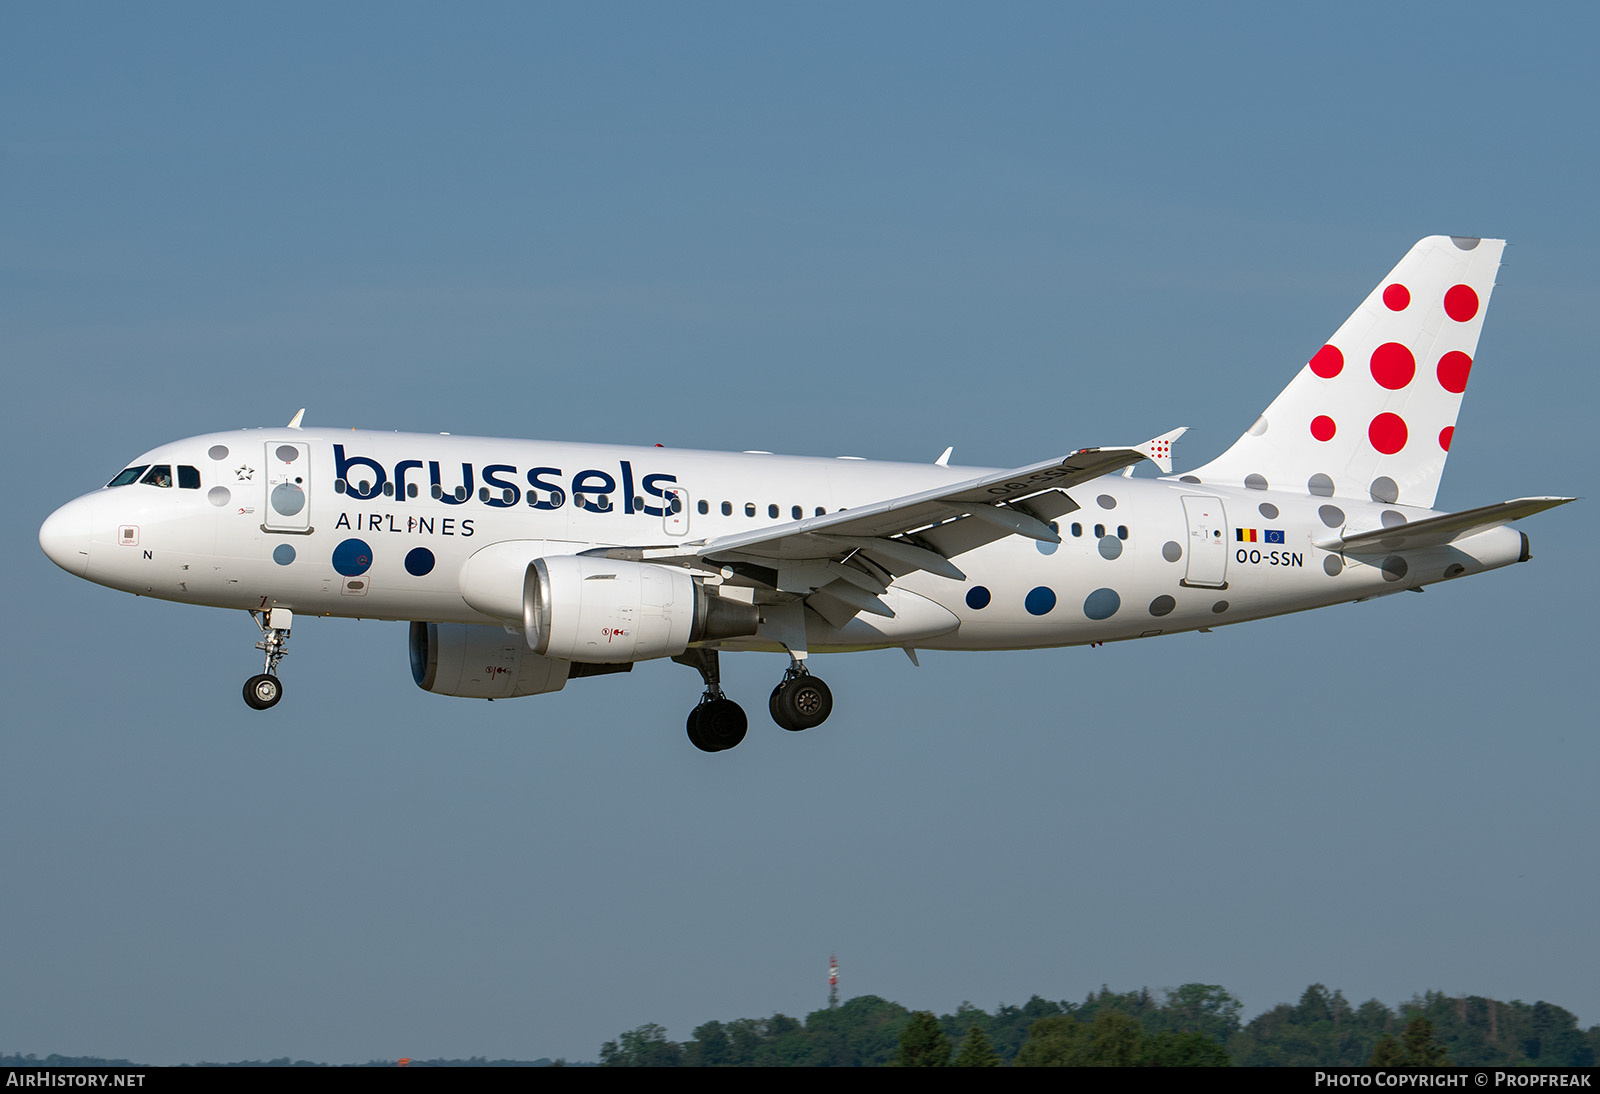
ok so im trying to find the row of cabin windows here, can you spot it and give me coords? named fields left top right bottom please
left=107, top=464, right=201, bottom=490
left=332, top=478, right=687, bottom=513
left=331, top=477, right=826, bottom=520
left=698, top=500, right=826, bottom=520
left=1069, top=521, right=1130, bottom=540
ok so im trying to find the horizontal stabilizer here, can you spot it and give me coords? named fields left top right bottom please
left=1314, top=496, right=1574, bottom=554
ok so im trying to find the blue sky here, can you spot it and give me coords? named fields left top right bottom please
left=4, top=2, right=1596, bottom=1064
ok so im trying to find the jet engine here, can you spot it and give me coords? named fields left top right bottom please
left=523, top=556, right=760, bottom=663
left=410, top=621, right=572, bottom=698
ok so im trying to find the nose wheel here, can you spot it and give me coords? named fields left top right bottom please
left=244, top=673, right=283, bottom=710
left=244, top=608, right=293, bottom=711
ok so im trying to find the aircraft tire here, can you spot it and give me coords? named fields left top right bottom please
left=244, top=674, right=283, bottom=710
left=686, top=706, right=716, bottom=752
left=698, top=698, right=748, bottom=751
left=771, top=676, right=832, bottom=731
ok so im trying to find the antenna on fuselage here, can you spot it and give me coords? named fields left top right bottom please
left=287, top=408, right=306, bottom=429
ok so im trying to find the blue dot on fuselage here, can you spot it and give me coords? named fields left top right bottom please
left=404, top=547, right=435, bottom=577
left=272, top=544, right=295, bottom=566
left=1024, top=586, right=1056, bottom=615
left=966, top=585, right=991, bottom=610
left=332, top=538, right=373, bottom=577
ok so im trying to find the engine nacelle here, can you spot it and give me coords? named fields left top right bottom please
left=523, top=556, right=759, bottom=663
left=410, top=621, right=571, bottom=698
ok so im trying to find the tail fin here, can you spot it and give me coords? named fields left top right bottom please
left=1184, top=236, right=1504, bottom=508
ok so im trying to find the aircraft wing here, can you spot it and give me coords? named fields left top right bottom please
left=596, top=430, right=1185, bottom=622
left=1313, top=496, right=1575, bottom=554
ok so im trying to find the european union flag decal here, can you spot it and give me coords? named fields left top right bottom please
left=1264, top=529, right=1285, bottom=544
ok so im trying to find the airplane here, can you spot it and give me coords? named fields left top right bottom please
left=38, top=236, right=1573, bottom=752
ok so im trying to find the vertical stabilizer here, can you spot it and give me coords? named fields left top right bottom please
left=1184, top=236, right=1503, bottom=508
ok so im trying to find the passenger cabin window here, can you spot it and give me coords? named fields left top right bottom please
left=1117, top=525, right=1128, bottom=540
left=178, top=465, right=201, bottom=489
left=721, top=501, right=732, bottom=516
left=792, top=505, right=803, bottom=520
left=768, top=503, right=779, bottom=518
left=744, top=502, right=756, bottom=517
left=107, top=465, right=150, bottom=488
left=698, top=500, right=709, bottom=515
left=141, top=465, right=173, bottom=488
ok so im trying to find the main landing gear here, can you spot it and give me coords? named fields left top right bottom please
left=243, top=607, right=292, bottom=711
left=674, top=649, right=833, bottom=752
left=676, top=648, right=747, bottom=753
left=769, top=663, right=833, bottom=733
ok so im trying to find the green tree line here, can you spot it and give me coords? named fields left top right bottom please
left=599, top=983, right=1600, bottom=1067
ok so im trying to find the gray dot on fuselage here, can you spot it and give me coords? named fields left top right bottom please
left=1451, top=236, right=1481, bottom=250
left=208, top=445, right=229, bottom=461
left=1324, top=555, right=1342, bottom=576
left=1381, top=509, right=1406, bottom=528
left=1179, top=475, right=1201, bottom=484
left=1211, top=600, right=1229, bottom=614
left=1307, top=473, right=1335, bottom=497
left=1381, top=556, right=1408, bottom=582
left=1258, top=502, right=1279, bottom=519
left=1248, top=416, right=1268, bottom=436
left=1319, top=504, right=1345, bottom=528
left=208, top=486, right=231, bottom=507
left=1370, top=476, right=1399, bottom=504
left=1098, top=536, right=1122, bottom=560
left=1097, top=494, right=1117, bottom=509
left=1148, top=595, right=1176, bottom=617
left=1245, top=474, right=1268, bottom=490
left=1162, top=540, right=1183, bottom=562
left=1083, top=588, right=1120, bottom=620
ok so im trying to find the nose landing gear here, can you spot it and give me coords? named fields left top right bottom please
left=243, top=608, right=292, bottom=710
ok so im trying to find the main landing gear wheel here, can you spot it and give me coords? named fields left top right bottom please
left=244, top=673, right=283, bottom=710
left=770, top=673, right=833, bottom=732
left=687, top=697, right=748, bottom=753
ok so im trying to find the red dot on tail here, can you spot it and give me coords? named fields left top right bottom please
left=1383, top=284, right=1410, bottom=311
left=1370, top=342, right=1416, bottom=390
left=1310, top=415, right=1337, bottom=441
left=1437, top=350, right=1472, bottom=393
left=1309, top=344, right=1343, bottom=378
left=1439, top=426, right=1454, bottom=451
left=1444, top=284, right=1479, bottom=322
left=1369, top=413, right=1408, bottom=454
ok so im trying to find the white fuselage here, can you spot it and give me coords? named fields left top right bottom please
left=41, top=427, right=1528, bottom=654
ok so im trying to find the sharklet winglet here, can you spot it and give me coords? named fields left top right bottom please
left=1132, top=427, right=1186, bottom=475
left=287, top=409, right=306, bottom=430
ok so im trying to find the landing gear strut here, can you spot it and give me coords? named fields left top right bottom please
left=243, top=608, right=292, bottom=711
left=769, top=660, right=833, bottom=732
left=674, top=648, right=747, bottom=752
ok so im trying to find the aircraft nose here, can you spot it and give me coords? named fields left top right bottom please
left=40, top=496, right=93, bottom=577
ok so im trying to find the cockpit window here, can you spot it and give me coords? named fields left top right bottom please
left=178, top=465, right=200, bottom=489
left=140, top=465, right=174, bottom=488
left=107, top=465, right=149, bottom=488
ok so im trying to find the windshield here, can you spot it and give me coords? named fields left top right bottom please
left=107, top=465, right=149, bottom=487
